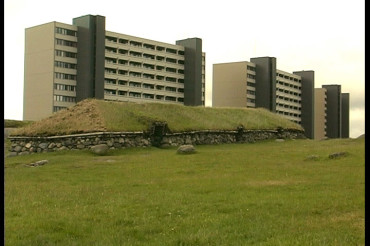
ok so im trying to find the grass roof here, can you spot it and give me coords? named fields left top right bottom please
left=10, top=99, right=303, bottom=137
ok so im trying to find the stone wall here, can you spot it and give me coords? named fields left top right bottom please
left=7, top=127, right=305, bottom=156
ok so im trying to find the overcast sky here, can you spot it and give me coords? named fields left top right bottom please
left=4, top=0, right=365, bottom=138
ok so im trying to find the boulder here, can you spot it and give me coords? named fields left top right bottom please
left=177, top=145, right=196, bottom=154
left=90, top=144, right=109, bottom=155
left=26, top=160, right=48, bottom=167
left=329, top=152, right=348, bottom=159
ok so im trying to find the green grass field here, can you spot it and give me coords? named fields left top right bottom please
left=5, top=138, right=364, bottom=245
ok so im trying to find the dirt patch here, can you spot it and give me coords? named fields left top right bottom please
left=244, top=180, right=304, bottom=187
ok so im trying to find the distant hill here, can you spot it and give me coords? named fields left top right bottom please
left=10, top=99, right=303, bottom=137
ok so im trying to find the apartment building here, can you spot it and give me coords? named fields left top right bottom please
left=314, top=85, right=349, bottom=139
left=213, top=57, right=314, bottom=138
left=212, top=61, right=256, bottom=108
left=341, top=93, right=350, bottom=138
left=23, top=14, right=205, bottom=121
left=314, top=88, right=327, bottom=140
left=322, top=84, right=342, bottom=138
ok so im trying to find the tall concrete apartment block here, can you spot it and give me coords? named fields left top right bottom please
left=24, top=14, right=205, bottom=121
left=322, top=85, right=342, bottom=138
left=314, top=86, right=349, bottom=139
left=314, top=88, right=327, bottom=140
left=341, top=93, right=350, bottom=138
left=293, top=71, right=315, bottom=139
left=213, top=57, right=314, bottom=138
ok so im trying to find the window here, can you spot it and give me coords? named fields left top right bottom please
left=130, top=41, right=142, bottom=47
left=53, top=106, right=67, bottom=112
left=143, top=53, right=155, bottom=60
left=143, top=73, right=155, bottom=79
left=56, top=39, right=77, bottom=48
left=105, top=57, right=117, bottom=64
left=247, top=82, right=255, bottom=87
left=53, top=95, right=76, bottom=102
left=129, top=92, right=141, bottom=98
left=55, top=72, right=76, bottom=80
left=143, top=83, right=154, bottom=89
left=247, top=90, right=255, bottom=95
left=105, top=79, right=116, bottom=85
left=166, top=48, right=177, bottom=54
left=165, top=86, right=176, bottom=92
left=129, top=51, right=142, bottom=57
left=106, top=36, right=117, bottom=42
left=166, top=67, right=177, bottom=73
left=165, top=96, right=176, bottom=101
left=166, top=77, right=176, bottom=82
left=156, top=46, right=165, bottom=51
left=129, top=71, right=141, bottom=77
left=54, top=83, right=76, bottom=91
left=104, top=89, right=116, bottom=95
left=105, top=47, right=117, bottom=53
left=143, top=93, right=154, bottom=99
left=55, top=27, right=77, bottom=37
left=55, top=61, right=76, bottom=69
left=105, top=68, right=117, bottom=74
left=129, top=82, right=141, bottom=87
left=118, top=90, right=127, bottom=96
left=143, top=43, right=155, bottom=50
left=55, top=50, right=77, bottom=58
left=247, top=65, right=255, bottom=71
left=166, top=57, right=177, bottom=64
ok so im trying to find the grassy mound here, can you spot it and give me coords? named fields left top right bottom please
left=11, top=99, right=303, bottom=137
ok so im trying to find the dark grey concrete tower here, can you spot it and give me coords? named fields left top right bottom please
left=250, top=57, right=277, bottom=112
left=176, top=38, right=203, bottom=106
left=341, top=93, right=350, bottom=138
left=73, top=15, right=106, bottom=101
left=322, top=84, right=342, bottom=138
left=293, top=70, right=315, bottom=139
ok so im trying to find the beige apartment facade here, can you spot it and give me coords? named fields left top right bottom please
left=24, top=15, right=205, bottom=121
left=212, top=61, right=256, bottom=108
left=314, top=88, right=327, bottom=140
left=24, top=22, right=78, bottom=120
left=275, top=69, right=302, bottom=124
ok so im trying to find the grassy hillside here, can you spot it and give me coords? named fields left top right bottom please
left=4, top=119, right=34, bottom=128
left=5, top=138, right=364, bottom=245
left=10, top=99, right=303, bottom=137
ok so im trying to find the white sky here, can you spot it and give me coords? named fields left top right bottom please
left=4, top=0, right=365, bottom=138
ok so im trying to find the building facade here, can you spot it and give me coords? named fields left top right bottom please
left=24, top=15, right=205, bottom=121
left=314, top=88, right=327, bottom=140
left=313, top=85, right=350, bottom=139
left=212, top=57, right=314, bottom=138
left=341, top=93, right=350, bottom=138
left=322, top=84, right=342, bottom=138
left=212, top=61, right=256, bottom=108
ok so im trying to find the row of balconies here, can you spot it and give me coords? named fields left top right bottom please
left=276, top=73, right=301, bottom=83
left=105, top=59, right=184, bottom=74
left=104, top=82, right=184, bottom=94
left=104, top=91, right=184, bottom=103
left=105, top=36, right=184, bottom=56
left=105, top=43, right=184, bottom=61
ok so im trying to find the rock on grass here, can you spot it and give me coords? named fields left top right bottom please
left=177, top=145, right=196, bottom=154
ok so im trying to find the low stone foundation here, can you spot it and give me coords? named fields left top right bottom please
left=7, top=128, right=305, bottom=156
